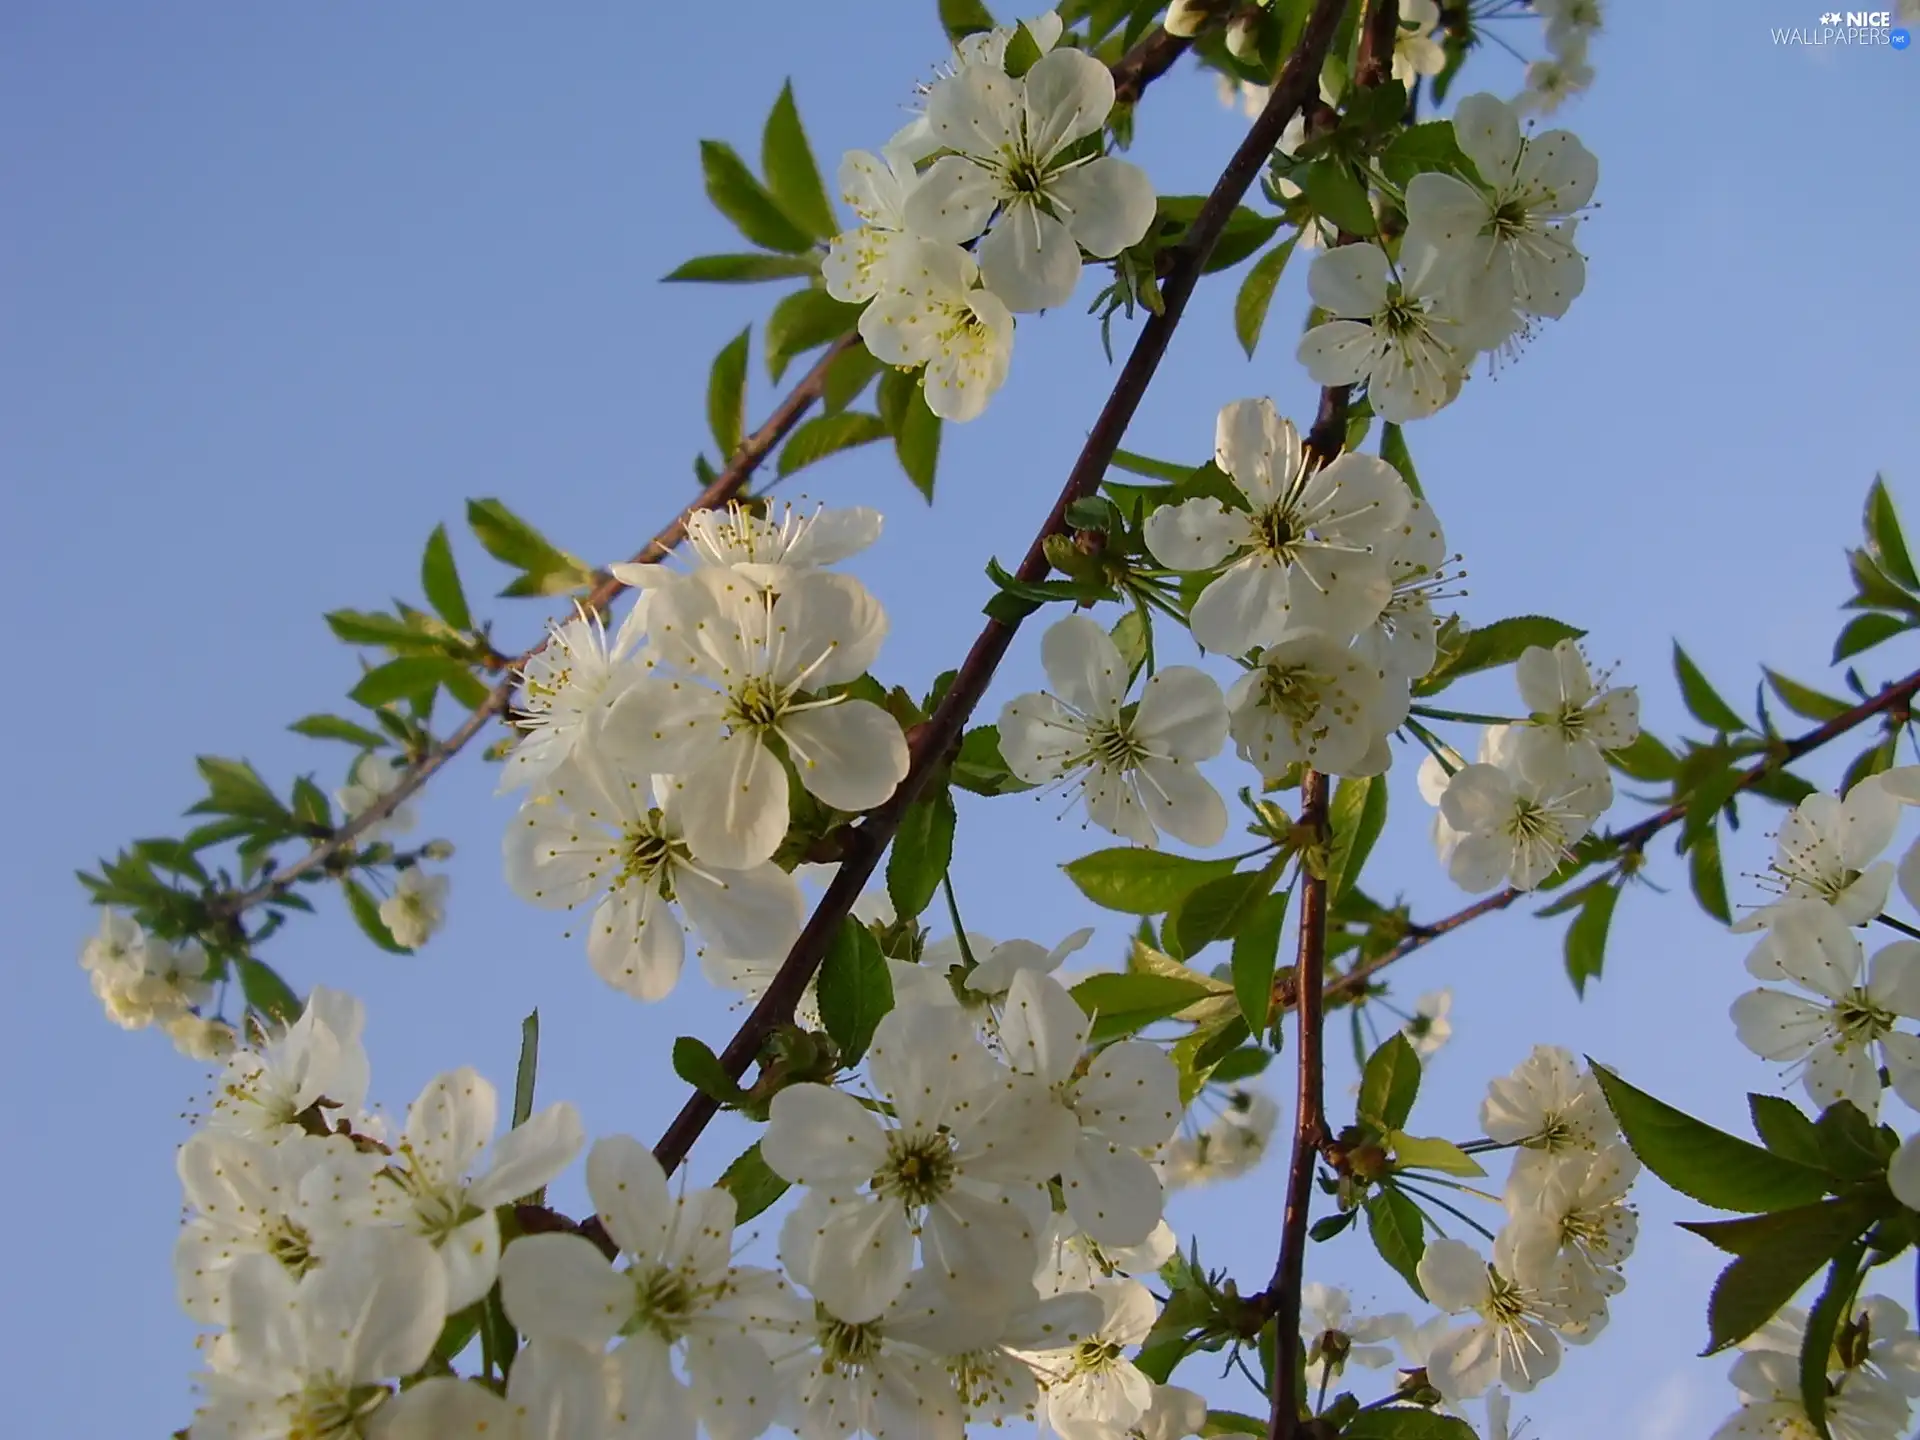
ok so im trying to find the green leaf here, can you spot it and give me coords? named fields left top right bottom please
left=698, top=139, right=814, bottom=253
left=777, top=411, right=889, bottom=478
left=662, top=252, right=821, bottom=284
left=1366, top=1188, right=1428, bottom=1300
left=877, top=367, right=941, bottom=501
left=1564, top=880, right=1620, bottom=996
left=1071, top=971, right=1217, bottom=1043
left=1593, top=1064, right=1832, bottom=1212
left=1326, top=775, right=1388, bottom=902
left=938, top=0, right=997, bottom=39
left=324, top=608, right=440, bottom=650
left=1359, top=1034, right=1421, bottom=1131
left=343, top=877, right=414, bottom=954
left=1865, top=477, right=1919, bottom=590
left=191, top=756, right=289, bottom=822
left=508, top=1012, right=543, bottom=1130
left=1834, top=611, right=1909, bottom=662
left=822, top=341, right=883, bottom=414
left=1763, top=669, right=1850, bottom=723
left=1607, top=732, right=1679, bottom=783
left=1002, top=21, right=1044, bottom=77
left=1168, top=864, right=1278, bottom=957
left=1688, top=1195, right=1884, bottom=1353
left=950, top=724, right=1033, bottom=796
left=672, top=1035, right=748, bottom=1106
left=236, top=957, right=302, bottom=1027
left=817, top=917, right=893, bottom=1065
left=1389, top=1132, right=1486, bottom=1178
left=1802, top=1241, right=1868, bottom=1436
left=1109, top=448, right=1193, bottom=483
left=1062, top=848, right=1238, bottom=915
left=290, top=776, right=331, bottom=830
left=717, top=1142, right=791, bottom=1223
left=761, top=82, right=835, bottom=241
left=1812, top=1101, right=1894, bottom=1181
left=764, top=289, right=862, bottom=383
left=887, top=789, right=956, bottom=921
left=349, top=656, right=467, bottom=710
left=466, top=498, right=594, bottom=596
left=1689, top=819, right=1733, bottom=925
left=1379, top=422, right=1421, bottom=498
left=1231, top=889, right=1289, bottom=1038
left=1300, top=159, right=1375, bottom=235
left=707, top=327, right=751, bottom=459
left=420, top=524, right=472, bottom=631
left=1343, top=1412, right=1480, bottom=1439
left=1749, top=1095, right=1827, bottom=1169
left=1200, top=206, right=1287, bottom=274
left=1233, top=235, right=1298, bottom=358
left=1674, top=643, right=1749, bottom=734
left=1414, top=615, right=1585, bottom=697
left=289, top=714, right=389, bottom=749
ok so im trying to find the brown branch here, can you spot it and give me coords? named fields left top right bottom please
left=211, top=334, right=858, bottom=922
left=651, top=0, right=1357, bottom=1176
left=1111, top=27, right=1193, bottom=106
left=1321, top=663, right=1920, bottom=1008
left=1265, top=770, right=1332, bottom=1440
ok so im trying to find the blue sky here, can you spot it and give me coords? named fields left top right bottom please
left=4, top=2, right=1917, bottom=1437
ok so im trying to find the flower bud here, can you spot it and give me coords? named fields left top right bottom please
left=1163, top=0, right=1222, bottom=37
left=1226, top=13, right=1261, bottom=60
left=422, top=839, right=456, bottom=861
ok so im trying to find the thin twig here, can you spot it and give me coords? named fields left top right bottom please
left=209, top=335, right=858, bottom=921
left=1265, top=769, right=1332, bottom=1440
left=651, top=0, right=1357, bottom=1176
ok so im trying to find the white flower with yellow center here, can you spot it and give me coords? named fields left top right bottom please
left=1417, top=1232, right=1574, bottom=1400
left=999, top=614, right=1230, bottom=849
left=1298, top=243, right=1467, bottom=424
left=1733, top=781, right=1901, bottom=932
left=209, top=987, right=371, bottom=1142
left=761, top=1004, right=1078, bottom=1325
left=1511, top=638, right=1638, bottom=774
left=1480, top=1045, right=1617, bottom=1186
left=600, top=566, right=906, bottom=869
left=1228, top=630, right=1396, bottom=780
left=858, top=237, right=1017, bottom=423
left=377, top=867, right=448, bottom=950
left=905, top=48, right=1156, bottom=313
left=1438, top=745, right=1610, bottom=892
left=505, top=754, right=803, bottom=1002
left=500, top=608, right=643, bottom=794
left=1143, top=399, right=1412, bottom=656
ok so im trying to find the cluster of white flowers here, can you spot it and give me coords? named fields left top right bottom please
left=169, top=952, right=1219, bottom=1440
left=1157, top=1085, right=1281, bottom=1191
left=1521, top=0, right=1601, bottom=114
left=1419, top=638, right=1637, bottom=891
left=1300, top=93, right=1598, bottom=418
left=178, top=986, right=587, bottom=1438
left=1723, top=770, right=1920, bottom=1255
left=499, top=499, right=906, bottom=1006
left=823, top=11, right=1157, bottom=421
left=1416, top=1045, right=1637, bottom=1401
left=80, top=909, right=234, bottom=1059
left=1713, top=1295, right=1920, bottom=1439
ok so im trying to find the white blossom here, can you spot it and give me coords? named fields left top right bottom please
left=1000, top=614, right=1229, bottom=848
left=1227, top=629, right=1397, bottom=779
left=187, top=1229, right=447, bottom=1440
left=366, top=1067, right=584, bottom=1310
left=1403, top=989, right=1454, bottom=1059
left=335, top=751, right=419, bottom=839
left=375, top=1343, right=611, bottom=1440
left=210, top=987, right=372, bottom=1141
left=1502, top=1141, right=1638, bottom=1308
left=907, top=49, right=1155, bottom=311
left=1731, top=901, right=1920, bottom=1118
left=1533, top=0, right=1603, bottom=55
left=378, top=867, right=448, bottom=950
left=1713, top=1348, right=1908, bottom=1440
left=1404, top=93, right=1597, bottom=354
left=1480, top=1045, right=1618, bottom=1186
left=761, top=1003, right=1077, bottom=1323
left=1438, top=745, right=1610, bottom=891
left=858, top=238, right=1018, bottom=422
left=1298, top=242, right=1466, bottom=424
left=1517, top=46, right=1594, bottom=116
left=1014, top=1279, right=1158, bottom=1434
left=1733, top=781, right=1901, bottom=932
left=1416, top=1232, right=1575, bottom=1399
left=1300, top=1282, right=1410, bottom=1390
left=499, top=1136, right=800, bottom=1440
left=601, top=566, right=905, bottom=869
left=498, top=608, right=646, bottom=794
left=1393, top=0, right=1449, bottom=86
left=1510, top=639, right=1638, bottom=774
left=504, top=755, right=804, bottom=1002
left=1000, top=970, right=1181, bottom=1246
left=1142, top=398, right=1412, bottom=655
left=824, top=147, right=924, bottom=304
left=1355, top=492, right=1451, bottom=686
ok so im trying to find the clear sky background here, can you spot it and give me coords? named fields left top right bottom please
left=4, top=3, right=1918, bottom=1437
